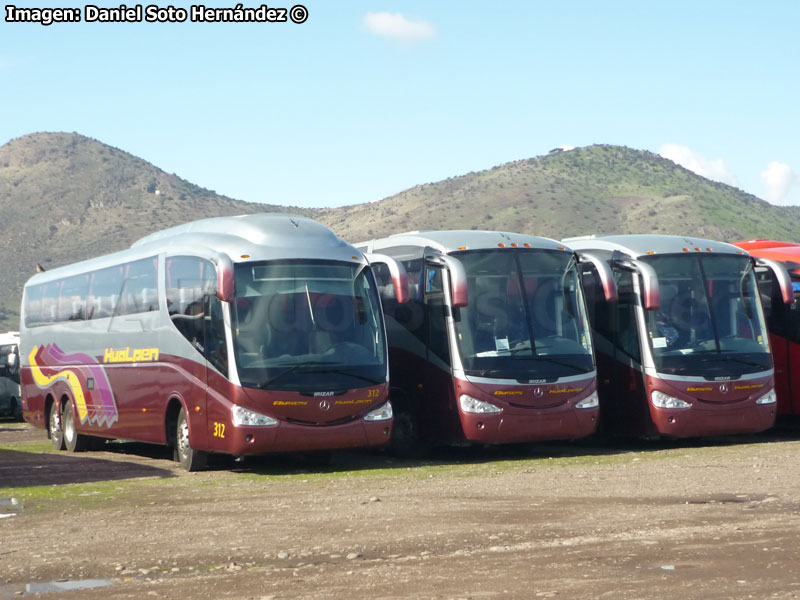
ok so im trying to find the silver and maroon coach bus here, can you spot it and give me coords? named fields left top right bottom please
left=356, top=230, right=617, bottom=455
left=565, top=234, right=794, bottom=438
left=20, top=214, right=405, bottom=470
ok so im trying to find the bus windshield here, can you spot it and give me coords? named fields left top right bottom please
left=232, top=260, right=386, bottom=391
left=641, top=254, right=771, bottom=376
left=453, top=250, right=594, bottom=380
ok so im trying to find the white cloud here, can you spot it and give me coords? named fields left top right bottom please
left=362, top=12, right=436, bottom=44
left=761, top=161, right=799, bottom=205
left=659, top=143, right=739, bottom=187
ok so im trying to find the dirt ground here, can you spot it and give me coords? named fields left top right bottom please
left=2, top=419, right=800, bottom=600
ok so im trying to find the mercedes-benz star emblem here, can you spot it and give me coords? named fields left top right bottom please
left=533, top=387, right=544, bottom=397
left=319, top=400, right=331, bottom=411
left=719, top=384, right=729, bottom=394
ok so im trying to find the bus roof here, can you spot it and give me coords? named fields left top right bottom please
left=733, top=239, right=800, bottom=271
left=24, top=214, right=364, bottom=287
left=357, top=230, right=570, bottom=255
left=563, top=234, right=747, bottom=259
left=0, top=332, right=19, bottom=345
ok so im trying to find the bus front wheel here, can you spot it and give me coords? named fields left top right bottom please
left=389, top=409, right=429, bottom=459
left=48, top=402, right=66, bottom=451
left=176, top=407, right=207, bottom=471
left=63, top=401, right=88, bottom=452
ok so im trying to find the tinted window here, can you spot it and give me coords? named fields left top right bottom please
left=166, top=256, right=216, bottom=353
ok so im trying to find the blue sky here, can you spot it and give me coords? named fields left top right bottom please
left=2, top=1, right=799, bottom=207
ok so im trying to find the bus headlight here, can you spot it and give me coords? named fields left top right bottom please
left=575, top=391, right=599, bottom=409
left=651, top=391, right=691, bottom=409
left=232, top=405, right=278, bottom=427
left=459, top=395, right=502, bottom=414
left=364, top=401, right=393, bottom=421
left=755, top=389, right=777, bottom=405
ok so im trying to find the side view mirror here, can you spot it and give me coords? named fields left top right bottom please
left=365, top=254, right=410, bottom=304
left=574, top=251, right=618, bottom=302
left=615, top=257, right=660, bottom=310
left=754, top=257, right=795, bottom=305
left=433, top=255, right=468, bottom=308
left=216, top=253, right=235, bottom=302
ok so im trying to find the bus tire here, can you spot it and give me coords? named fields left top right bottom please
left=389, top=410, right=429, bottom=459
left=48, top=401, right=66, bottom=451
left=10, top=398, right=22, bottom=421
left=63, top=401, right=88, bottom=452
left=176, top=407, right=207, bottom=471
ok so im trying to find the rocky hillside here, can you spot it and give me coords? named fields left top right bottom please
left=2, top=134, right=799, bottom=330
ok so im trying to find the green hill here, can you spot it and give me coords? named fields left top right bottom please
left=317, top=145, right=800, bottom=243
left=2, top=134, right=799, bottom=331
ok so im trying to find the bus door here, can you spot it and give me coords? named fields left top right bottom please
left=420, top=261, right=458, bottom=438
left=166, top=256, right=223, bottom=446
left=610, top=269, right=650, bottom=434
left=580, top=264, right=646, bottom=434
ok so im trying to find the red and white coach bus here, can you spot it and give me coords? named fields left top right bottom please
left=565, top=234, right=794, bottom=438
left=732, top=239, right=800, bottom=418
left=356, top=230, right=617, bottom=455
left=20, top=214, right=405, bottom=470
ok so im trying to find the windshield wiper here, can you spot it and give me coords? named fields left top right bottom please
left=696, top=355, right=768, bottom=369
left=514, top=355, right=589, bottom=373
left=257, top=361, right=341, bottom=388
left=258, top=361, right=384, bottom=388
left=258, top=363, right=302, bottom=388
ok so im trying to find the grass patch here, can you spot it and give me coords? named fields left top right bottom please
left=4, top=480, right=126, bottom=505
left=229, top=445, right=674, bottom=484
left=0, top=440, right=53, bottom=453
left=0, top=421, right=31, bottom=429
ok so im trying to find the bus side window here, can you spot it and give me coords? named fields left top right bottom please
left=166, top=256, right=218, bottom=356
left=58, top=274, right=89, bottom=321
left=580, top=265, right=613, bottom=342
left=24, top=284, right=44, bottom=327
left=761, top=271, right=800, bottom=342
left=616, top=270, right=641, bottom=363
left=371, top=263, right=395, bottom=304
left=89, top=265, right=123, bottom=320
left=205, top=293, right=228, bottom=375
left=425, top=266, right=451, bottom=366
left=41, top=281, right=60, bottom=324
left=117, top=258, right=159, bottom=316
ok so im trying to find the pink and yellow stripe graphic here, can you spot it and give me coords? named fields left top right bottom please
left=29, top=344, right=118, bottom=427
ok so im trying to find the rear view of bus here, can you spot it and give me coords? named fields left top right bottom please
left=357, top=231, right=616, bottom=455
left=732, top=239, right=800, bottom=418
left=567, top=234, right=793, bottom=438
left=20, top=214, right=398, bottom=469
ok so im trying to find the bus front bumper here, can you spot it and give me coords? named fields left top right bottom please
left=459, top=405, right=598, bottom=444
left=215, top=418, right=392, bottom=456
left=650, top=402, right=775, bottom=438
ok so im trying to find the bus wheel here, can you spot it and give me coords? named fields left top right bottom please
left=11, top=398, right=22, bottom=422
left=62, top=401, right=88, bottom=452
left=389, top=410, right=429, bottom=459
left=48, top=402, right=66, bottom=451
left=176, top=407, right=207, bottom=471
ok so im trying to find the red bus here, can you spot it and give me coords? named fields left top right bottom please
left=20, top=214, right=406, bottom=469
left=567, top=234, right=793, bottom=438
left=356, top=231, right=617, bottom=455
left=733, top=239, right=800, bottom=418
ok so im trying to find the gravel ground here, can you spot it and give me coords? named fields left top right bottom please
left=2, top=420, right=800, bottom=599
